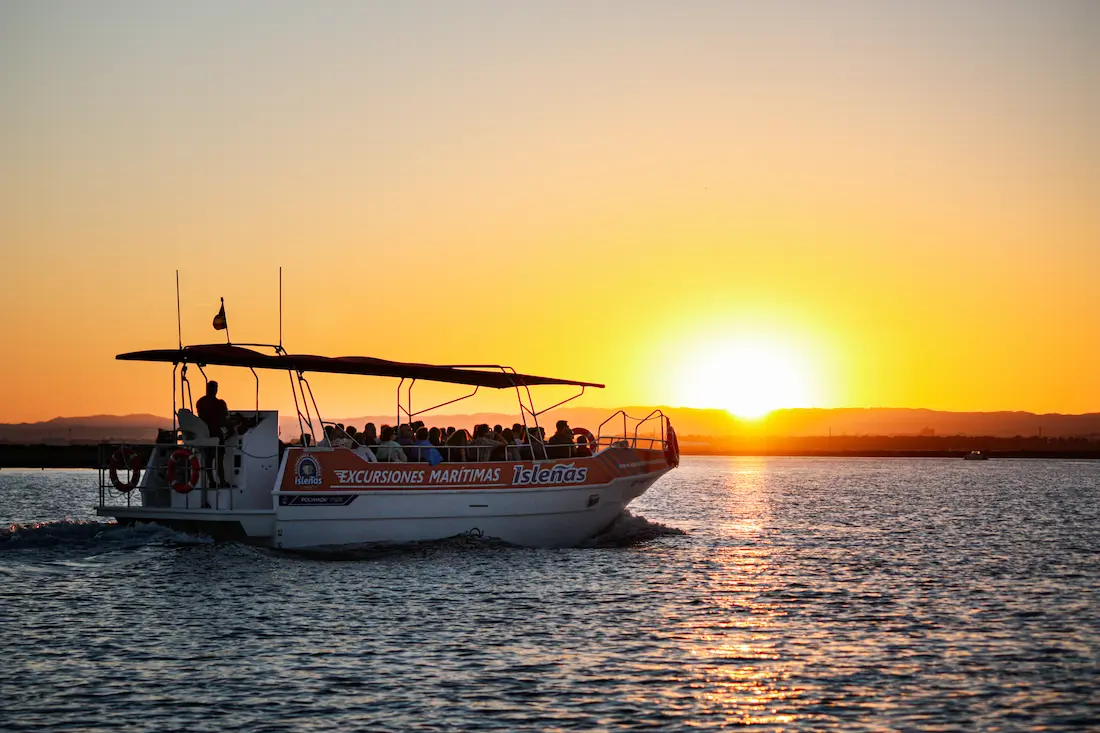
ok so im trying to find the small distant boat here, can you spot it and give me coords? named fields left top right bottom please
left=964, top=450, right=989, bottom=461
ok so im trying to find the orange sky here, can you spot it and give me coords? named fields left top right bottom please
left=1, top=1, right=1098, bottom=423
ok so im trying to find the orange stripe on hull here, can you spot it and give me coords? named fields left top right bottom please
left=281, top=447, right=669, bottom=492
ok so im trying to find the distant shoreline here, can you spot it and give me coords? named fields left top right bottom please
left=682, top=449, right=1100, bottom=459
left=1, top=444, right=1098, bottom=469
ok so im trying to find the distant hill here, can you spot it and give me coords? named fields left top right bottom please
left=0, top=414, right=171, bottom=443
left=756, top=408, right=1100, bottom=439
left=3, top=407, right=1100, bottom=445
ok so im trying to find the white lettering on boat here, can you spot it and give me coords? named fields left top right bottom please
left=616, top=459, right=667, bottom=469
left=427, top=467, right=502, bottom=484
left=332, top=467, right=504, bottom=485
left=511, top=463, right=589, bottom=486
left=333, top=469, right=427, bottom=485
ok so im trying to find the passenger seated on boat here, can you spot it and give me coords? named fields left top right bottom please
left=489, top=431, right=507, bottom=461
left=415, top=427, right=443, bottom=466
left=470, top=424, right=499, bottom=462
left=501, top=428, right=522, bottom=461
left=359, top=423, right=378, bottom=448
left=324, top=425, right=355, bottom=449
left=547, top=420, right=575, bottom=460
left=428, top=427, right=443, bottom=450
left=444, top=429, right=468, bottom=462
left=528, top=426, right=549, bottom=460
left=574, top=434, right=593, bottom=457
left=375, top=426, right=407, bottom=463
left=338, top=425, right=359, bottom=447
left=397, top=424, right=417, bottom=459
left=514, top=426, right=531, bottom=460
left=337, top=423, right=357, bottom=446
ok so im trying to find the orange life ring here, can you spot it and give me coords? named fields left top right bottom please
left=572, top=427, right=597, bottom=455
left=664, top=420, right=680, bottom=468
left=108, top=446, right=142, bottom=492
left=166, top=448, right=202, bottom=494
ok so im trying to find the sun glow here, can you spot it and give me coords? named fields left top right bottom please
left=678, top=340, right=815, bottom=418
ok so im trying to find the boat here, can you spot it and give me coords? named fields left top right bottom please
left=96, top=343, right=679, bottom=548
left=963, top=450, right=989, bottom=460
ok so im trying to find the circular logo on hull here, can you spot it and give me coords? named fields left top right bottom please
left=294, top=455, right=323, bottom=486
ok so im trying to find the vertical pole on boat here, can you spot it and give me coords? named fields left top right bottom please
left=175, top=270, right=183, bottom=350
left=278, top=266, right=283, bottom=352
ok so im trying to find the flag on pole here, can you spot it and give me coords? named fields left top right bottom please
left=213, top=302, right=227, bottom=331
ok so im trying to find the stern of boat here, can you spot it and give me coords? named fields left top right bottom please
left=95, top=413, right=280, bottom=541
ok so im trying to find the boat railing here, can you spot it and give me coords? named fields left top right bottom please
left=596, top=410, right=668, bottom=451
left=293, top=409, right=673, bottom=462
left=97, top=441, right=246, bottom=511
left=313, top=442, right=557, bottom=463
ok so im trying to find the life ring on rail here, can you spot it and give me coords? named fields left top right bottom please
left=108, top=446, right=143, bottom=492
left=664, top=421, right=680, bottom=468
left=572, top=427, right=597, bottom=454
left=166, top=448, right=201, bottom=494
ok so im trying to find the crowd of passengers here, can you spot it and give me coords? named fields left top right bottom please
left=313, top=420, right=594, bottom=464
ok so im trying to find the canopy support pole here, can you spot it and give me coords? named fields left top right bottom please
left=534, top=386, right=586, bottom=417
left=249, top=367, right=260, bottom=414
left=288, top=370, right=307, bottom=445
left=407, top=386, right=479, bottom=419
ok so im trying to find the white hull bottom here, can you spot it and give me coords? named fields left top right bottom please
left=98, top=471, right=668, bottom=549
left=95, top=506, right=276, bottom=542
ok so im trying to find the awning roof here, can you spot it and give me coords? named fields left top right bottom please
left=115, top=345, right=604, bottom=390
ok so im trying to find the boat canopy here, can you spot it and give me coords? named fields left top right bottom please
left=116, top=345, right=604, bottom=390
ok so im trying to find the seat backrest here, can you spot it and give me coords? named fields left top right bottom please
left=177, top=408, right=210, bottom=442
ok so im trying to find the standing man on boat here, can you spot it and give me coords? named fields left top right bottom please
left=197, top=380, right=229, bottom=486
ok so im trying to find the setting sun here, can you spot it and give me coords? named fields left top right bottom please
left=678, top=341, right=815, bottom=418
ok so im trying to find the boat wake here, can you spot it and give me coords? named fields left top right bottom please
left=580, top=510, right=687, bottom=548
left=279, top=529, right=513, bottom=561
left=0, top=519, right=212, bottom=552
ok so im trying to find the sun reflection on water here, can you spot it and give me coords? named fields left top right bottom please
left=672, top=459, right=809, bottom=725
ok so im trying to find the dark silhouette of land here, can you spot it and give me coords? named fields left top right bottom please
left=2, top=407, right=1099, bottom=467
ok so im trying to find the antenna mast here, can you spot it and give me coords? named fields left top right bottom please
left=175, top=270, right=182, bottom=350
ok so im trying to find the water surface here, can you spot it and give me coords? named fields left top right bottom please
left=2, top=458, right=1098, bottom=731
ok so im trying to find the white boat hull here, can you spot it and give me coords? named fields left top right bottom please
left=272, top=470, right=667, bottom=549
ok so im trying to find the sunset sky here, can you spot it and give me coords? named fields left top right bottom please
left=1, top=1, right=1098, bottom=423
